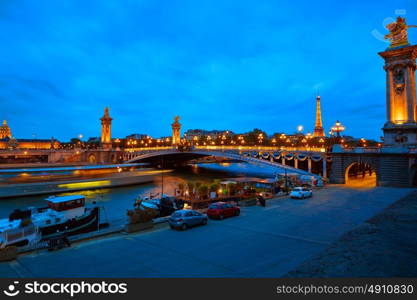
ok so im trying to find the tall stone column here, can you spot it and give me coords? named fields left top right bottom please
left=322, top=158, right=327, bottom=178
left=294, top=158, right=298, bottom=169
left=172, top=116, right=181, bottom=146
left=308, top=158, right=312, bottom=173
left=281, top=158, right=286, bottom=165
left=100, top=107, right=113, bottom=150
left=379, top=45, right=417, bottom=146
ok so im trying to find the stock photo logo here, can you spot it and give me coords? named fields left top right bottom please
left=1, top=281, right=128, bottom=297
left=3, top=281, right=20, bottom=297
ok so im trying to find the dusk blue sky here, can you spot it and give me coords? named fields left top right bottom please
left=1, top=0, right=417, bottom=141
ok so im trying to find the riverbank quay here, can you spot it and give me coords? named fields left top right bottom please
left=0, top=185, right=412, bottom=277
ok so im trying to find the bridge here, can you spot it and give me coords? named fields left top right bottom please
left=122, top=146, right=328, bottom=178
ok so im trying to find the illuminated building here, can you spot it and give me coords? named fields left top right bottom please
left=313, top=95, right=325, bottom=137
left=0, top=138, right=60, bottom=150
left=100, top=107, right=113, bottom=149
left=0, top=120, right=12, bottom=139
left=184, top=129, right=233, bottom=141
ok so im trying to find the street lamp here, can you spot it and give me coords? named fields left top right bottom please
left=297, top=125, right=303, bottom=133
left=331, top=120, right=345, bottom=137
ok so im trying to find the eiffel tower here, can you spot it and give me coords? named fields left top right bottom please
left=313, top=95, right=325, bottom=137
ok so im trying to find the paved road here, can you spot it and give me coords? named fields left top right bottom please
left=0, top=185, right=413, bottom=277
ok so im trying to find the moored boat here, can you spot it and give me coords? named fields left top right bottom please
left=0, top=195, right=105, bottom=247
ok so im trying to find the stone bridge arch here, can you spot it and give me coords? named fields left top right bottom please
left=330, top=153, right=380, bottom=186
left=344, top=161, right=377, bottom=187
left=126, top=149, right=320, bottom=177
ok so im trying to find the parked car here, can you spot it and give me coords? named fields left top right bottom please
left=290, top=187, right=313, bottom=199
left=207, top=202, right=240, bottom=220
left=168, top=210, right=208, bottom=230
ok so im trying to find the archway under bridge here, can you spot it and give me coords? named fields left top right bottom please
left=345, top=161, right=377, bottom=188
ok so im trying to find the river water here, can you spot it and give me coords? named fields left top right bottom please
left=0, top=162, right=280, bottom=224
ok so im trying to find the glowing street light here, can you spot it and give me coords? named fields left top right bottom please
left=331, top=120, right=345, bottom=137
left=297, top=125, right=303, bottom=133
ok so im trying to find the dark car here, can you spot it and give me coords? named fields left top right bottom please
left=168, top=210, right=208, bottom=230
left=206, top=202, right=240, bottom=220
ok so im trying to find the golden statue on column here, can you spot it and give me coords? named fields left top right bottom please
left=385, top=17, right=417, bottom=49
left=172, top=116, right=181, bottom=146
left=100, top=107, right=113, bottom=149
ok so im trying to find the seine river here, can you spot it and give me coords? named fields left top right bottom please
left=0, top=162, right=280, bottom=225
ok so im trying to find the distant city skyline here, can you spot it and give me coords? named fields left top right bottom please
left=1, top=0, right=417, bottom=140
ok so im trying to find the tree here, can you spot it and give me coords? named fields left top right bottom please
left=227, top=183, right=237, bottom=195
left=246, top=128, right=267, bottom=145
left=70, top=138, right=81, bottom=144
left=187, top=181, right=195, bottom=195
left=209, top=183, right=220, bottom=192
left=198, top=184, right=209, bottom=199
left=177, top=183, right=185, bottom=196
left=195, top=181, right=202, bottom=190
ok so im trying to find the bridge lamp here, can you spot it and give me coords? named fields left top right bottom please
left=331, top=120, right=345, bottom=137
left=297, top=125, right=303, bottom=133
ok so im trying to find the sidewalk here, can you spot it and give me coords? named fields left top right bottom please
left=286, top=190, right=417, bottom=277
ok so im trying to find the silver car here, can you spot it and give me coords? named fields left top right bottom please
left=168, top=210, right=208, bottom=230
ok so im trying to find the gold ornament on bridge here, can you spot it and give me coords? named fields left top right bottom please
left=384, top=17, right=417, bottom=49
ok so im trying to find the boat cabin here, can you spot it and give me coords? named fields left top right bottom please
left=46, top=195, right=85, bottom=212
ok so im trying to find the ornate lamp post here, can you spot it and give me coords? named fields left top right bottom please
left=331, top=120, right=345, bottom=138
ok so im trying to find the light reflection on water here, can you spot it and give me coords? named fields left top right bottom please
left=0, top=162, right=274, bottom=223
